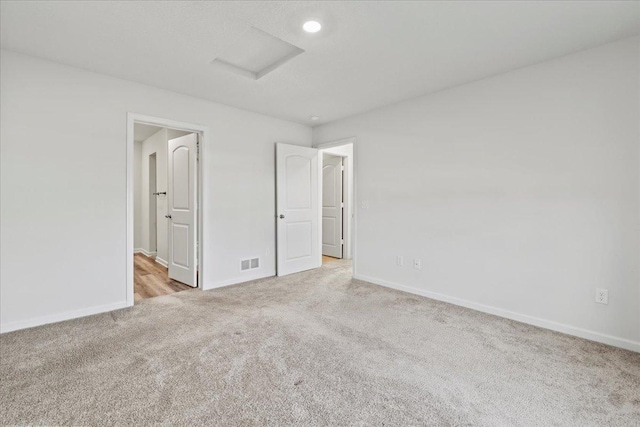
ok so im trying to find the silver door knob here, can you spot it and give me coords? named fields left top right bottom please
left=279, top=214, right=285, bottom=219
left=165, top=214, right=172, bottom=219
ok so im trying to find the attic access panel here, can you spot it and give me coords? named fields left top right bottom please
left=212, top=27, right=304, bottom=80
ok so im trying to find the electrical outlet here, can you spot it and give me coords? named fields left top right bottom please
left=595, top=288, right=608, bottom=305
left=360, top=200, right=370, bottom=209
left=413, top=259, right=421, bottom=270
left=396, top=256, right=404, bottom=267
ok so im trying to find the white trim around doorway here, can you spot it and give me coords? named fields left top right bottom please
left=314, top=137, right=358, bottom=277
left=126, top=113, right=210, bottom=306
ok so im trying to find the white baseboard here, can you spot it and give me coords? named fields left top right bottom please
left=135, top=248, right=156, bottom=257
left=203, top=270, right=276, bottom=291
left=354, top=274, right=640, bottom=353
left=155, top=257, right=168, bottom=268
left=0, top=301, right=128, bottom=334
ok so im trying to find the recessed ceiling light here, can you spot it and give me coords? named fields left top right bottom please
left=310, top=116, right=320, bottom=121
left=303, top=21, right=322, bottom=33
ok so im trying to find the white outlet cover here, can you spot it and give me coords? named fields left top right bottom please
left=414, top=259, right=421, bottom=270
left=396, top=256, right=404, bottom=267
left=595, top=288, right=609, bottom=304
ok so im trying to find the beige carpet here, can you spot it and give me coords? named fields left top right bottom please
left=1, top=260, right=639, bottom=426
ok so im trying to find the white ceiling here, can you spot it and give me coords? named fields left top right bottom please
left=134, top=123, right=163, bottom=142
left=2, top=1, right=639, bottom=125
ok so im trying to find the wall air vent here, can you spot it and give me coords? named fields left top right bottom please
left=211, top=26, right=304, bottom=80
left=240, top=257, right=260, bottom=271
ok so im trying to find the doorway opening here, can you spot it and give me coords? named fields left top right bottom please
left=128, top=114, right=208, bottom=306
left=275, top=138, right=355, bottom=277
left=319, top=140, right=354, bottom=272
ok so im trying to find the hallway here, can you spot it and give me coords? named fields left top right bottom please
left=134, top=253, right=192, bottom=302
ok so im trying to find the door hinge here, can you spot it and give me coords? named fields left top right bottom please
left=196, top=140, right=200, bottom=160
left=341, top=239, right=344, bottom=245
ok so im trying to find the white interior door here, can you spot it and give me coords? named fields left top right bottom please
left=167, top=133, right=197, bottom=287
left=322, top=154, right=343, bottom=258
left=276, top=143, right=321, bottom=276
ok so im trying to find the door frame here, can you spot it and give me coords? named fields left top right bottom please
left=314, top=137, right=358, bottom=276
left=126, top=113, right=209, bottom=306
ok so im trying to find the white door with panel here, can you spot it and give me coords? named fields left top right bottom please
left=167, top=133, right=198, bottom=287
left=322, top=154, right=343, bottom=258
left=276, top=143, right=322, bottom=276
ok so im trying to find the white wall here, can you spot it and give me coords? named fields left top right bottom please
left=139, top=128, right=168, bottom=262
left=133, top=140, right=143, bottom=250
left=0, top=50, right=311, bottom=331
left=313, top=37, right=640, bottom=351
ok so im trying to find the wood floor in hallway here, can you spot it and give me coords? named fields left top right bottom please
left=134, top=253, right=192, bottom=303
left=322, top=255, right=341, bottom=264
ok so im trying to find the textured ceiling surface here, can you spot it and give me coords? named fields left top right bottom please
left=2, top=1, right=639, bottom=125
left=134, top=123, right=163, bottom=142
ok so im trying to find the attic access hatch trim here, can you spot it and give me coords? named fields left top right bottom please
left=211, top=26, right=305, bottom=80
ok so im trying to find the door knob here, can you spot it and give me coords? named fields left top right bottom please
left=165, top=214, right=172, bottom=219
left=279, top=214, right=285, bottom=219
